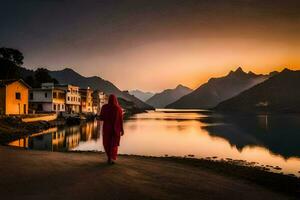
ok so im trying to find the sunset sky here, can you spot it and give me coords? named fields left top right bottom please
left=1, top=0, right=300, bottom=92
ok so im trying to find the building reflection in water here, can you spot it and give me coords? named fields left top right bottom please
left=7, top=110, right=300, bottom=176
left=8, top=120, right=100, bottom=151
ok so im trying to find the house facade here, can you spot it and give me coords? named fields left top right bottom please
left=79, top=87, right=93, bottom=113
left=0, top=79, right=30, bottom=115
left=92, top=90, right=108, bottom=114
left=56, top=84, right=81, bottom=113
left=29, top=83, right=66, bottom=113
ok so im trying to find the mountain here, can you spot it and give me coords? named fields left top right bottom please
left=166, top=67, right=275, bottom=109
left=129, top=90, right=154, bottom=102
left=48, top=68, right=153, bottom=110
left=146, top=84, right=193, bottom=108
left=215, top=69, right=300, bottom=113
left=19, top=66, right=35, bottom=78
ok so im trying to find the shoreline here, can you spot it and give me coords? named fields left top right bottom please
left=1, top=146, right=299, bottom=199
left=0, top=117, right=59, bottom=144
left=0, top=114, right=98, bottom=145
left=0, top=108, right=140, bottom=145
left=75, top=151, right=300, bottom=196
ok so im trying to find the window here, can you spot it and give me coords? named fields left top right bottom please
left=68, top=97, right=70, bottom=101
left=53, top=92, right=57, bottom=98
left=62, top=104, right=64, bottom=110
left=58, top=104, right=60, bottom=111
left=16, top=92, right=21, bottom=100
left=30, top=93, right=33, bottom=100
left=53, top=104, right=56, bottom=111
left=45, top=92, right=48, bottom=98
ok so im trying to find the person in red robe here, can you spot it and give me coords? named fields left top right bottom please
left=99, top=94, right=124, bottom=164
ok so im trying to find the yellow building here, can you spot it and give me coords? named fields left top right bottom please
left=0, top=79, right=31, bottom=115
left=79, top=87, right=93, bottom=113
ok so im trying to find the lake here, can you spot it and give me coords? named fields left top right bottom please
left=8, top=109, right=300, bottom=176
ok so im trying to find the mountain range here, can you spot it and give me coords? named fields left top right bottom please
left=19, top=66, right=298, bottom=113
left=146, top=84, right=193, bottom=108
left=215, top=69, right=300, bottom=113
left=129, top=90, right=154, bottom=102
left=20, top=67, right=153, bottom=110
left=166, top=67, right=276, bottom=109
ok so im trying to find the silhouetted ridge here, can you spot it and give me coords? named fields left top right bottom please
left=146, top=84, right=192, bottom=108
left=129, top=90, right=154, bottom=102
left=215, top=69, right=300, bottom=113
left=166, top=67, right=274, bottom=109
left=48, top=68, right=153, bottom=110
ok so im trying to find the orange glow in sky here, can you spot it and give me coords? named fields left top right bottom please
left=2, top=0, right=300, bottom=92
left=75, top=37, right=300, bottom=91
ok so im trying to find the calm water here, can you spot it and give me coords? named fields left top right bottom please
left=8, top=109, right=300, bottom=176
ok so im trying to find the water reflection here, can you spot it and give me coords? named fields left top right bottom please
left=201, top=114, right=300, bottom=158
left=7, top=109, right=300, bottom=176
left=8, top=121, right=100, bottom=152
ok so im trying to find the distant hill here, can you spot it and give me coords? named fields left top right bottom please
left=129, top=90, right=154, bottom=102
left=49, top=68, right=122, bottom=94
left=18, top=67, right=152, bottom=110
left=215, top=69, right=300, bottom=113
left=166, top=67, right=275, bottom=109
left=19, top=66, right=35, bottom=78
left=48, top=68, right=153, bottom=110
left=146, top=84, right=193, bottom=108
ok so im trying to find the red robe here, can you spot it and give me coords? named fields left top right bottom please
left=99, top=95, right=124, bottom=161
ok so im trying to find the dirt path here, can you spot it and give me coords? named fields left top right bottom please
left=0, top=146, right=290, bottom=200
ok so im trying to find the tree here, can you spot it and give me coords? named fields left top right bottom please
left=0, top=47, right=59, bottom=88
left=0, top=48, right=24, bottom=66
left=33, top=68, right=58, bottom=87
left=0, top=47, right=24, bottom=79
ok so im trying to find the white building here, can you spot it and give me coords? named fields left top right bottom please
left=92, top=90, right=108, bottom=115
left=56, top=84, right=81, bottom=113
left=29, top=83, right=66, bottom=113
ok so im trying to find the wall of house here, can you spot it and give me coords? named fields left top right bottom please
left=43, top=103, right=53, bottom=112
left=5, top=82, right=29, bottom=115
left=30, top=90, right=52, bottom=102
left=30, top=89, right=66, bottom=113
left=92, top=91, right=108, bottom=115
left=86, top=90, right=93, bottom=113
left=57, top=85, right=80, bottom=113
left=80, top=89, right=93, bottom=113
left=65, top=86, right=81, bottom=106
left=53, top=89, right=66, bottom=112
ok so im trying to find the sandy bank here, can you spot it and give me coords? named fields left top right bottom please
left=0, top=146, right=298, bottom=200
